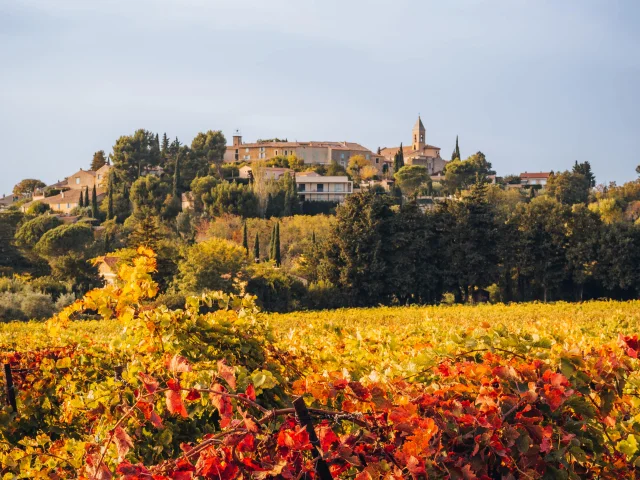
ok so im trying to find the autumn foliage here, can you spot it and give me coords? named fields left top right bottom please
left=1, top=248, right=640, bottom=478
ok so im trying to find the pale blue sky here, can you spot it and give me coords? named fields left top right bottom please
left=1, top=0, right=639, bottom=194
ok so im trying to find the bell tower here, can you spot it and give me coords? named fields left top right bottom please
left=412, top=116, right=425, bottom=151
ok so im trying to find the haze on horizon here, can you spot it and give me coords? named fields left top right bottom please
left=1, top=0, right=639, bottom=194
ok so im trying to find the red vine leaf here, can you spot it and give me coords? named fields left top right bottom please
left=138, top=372, right=159, bottom=394
left=166, top=389, right=188, bottom=418
left=209, top=383, right=233, bottom=428
left=168, top=354, right=192, bottom=374
left=217, top=360, right=236, bottom=391
left=113, top=426, right=134, bottom=461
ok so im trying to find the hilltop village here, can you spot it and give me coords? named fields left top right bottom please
left=2, top=117, right=551, bottom=214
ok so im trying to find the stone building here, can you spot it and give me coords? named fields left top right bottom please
left=223, top=133, right=384, bottom=172
left=380, top=117, right=448, bottom=175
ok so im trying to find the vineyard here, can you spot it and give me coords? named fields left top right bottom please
left=1, top=248, right=640, bottom=478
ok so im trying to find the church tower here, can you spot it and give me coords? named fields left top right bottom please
left=412, top=116, right=425, bottom=151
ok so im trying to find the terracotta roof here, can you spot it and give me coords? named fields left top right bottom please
left=229, top=140, right=374, bottom=153
left=520, top=172, right=551, bottom=179
left=26, top=188, right=106, bottom=206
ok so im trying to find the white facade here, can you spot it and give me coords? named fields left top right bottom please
left=295, top=173, right=353, bottom=203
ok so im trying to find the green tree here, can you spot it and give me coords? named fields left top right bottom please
left=242, top=222, right=249, bottom=254
left=161, top=133, right=170, bottom=156
left=393, top=144, right=405, bottom=173
left=91, top=185, right=99, bottom=219
left=253, top=232, right=260, bottom=261
left=546, top=171, right=590, bottom=205
left=442, top=152, right=493, bottom=193
left=172, top=152, right=181, bottom=198
left=90, top=150, right=107, bottom=171
left=451, top=135, right=461, bottom=161
left=111, top=129, right=162, bottom=183
left=84, top=187, right=89, bottom=208
left=26, top=201, right=50, bottom=216
left=13, top=179, right=46, bottom=196
left=319, top=191, right=394, bottom=306
left=207, top=182, right=259, bottom=218
left=347, top=154, right=373, bottom=184
left=130, top=175, right=171, bottom=217
left=78, top=191, right=84, bottom=208
left=191, top=130, right=227, bottom=177
left=127, top=215, right=163, bottom=250
left=107, top=172, right=114, bottom=220
left=511, top=196, right=569, bottom=302
left=394, top=165, right=430, bottom=198
left=566, top=204, right=601, bottom=300
left=595, top=222, right=640, bottom=295
left=326, top=160, right=348, bottom=177
left=15, top=215, right=62, bottom=249
left=35, top=223, right=94, bottom=258
left=177, top=238, right=246, bottom=293
left=190, top=176, right=219, bottom=213
left=273, top=222, right=281, bottom=266
left=573, top=161, right=596, bottom=188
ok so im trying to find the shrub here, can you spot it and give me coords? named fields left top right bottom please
left=245, top=262, right=306, bottom=312
left=304, top=280, right=345, bottom=310
left=14, top=214, right=62, bottom=249
left=30, top=276, right=68, bottom=300
left=26, top=201, right=51, bottom=215
left=20, top=291, right=55, bottom=319
left=177, top=237, right=247, bottom=293
left=54, top=292, right=76, bottom=311
left=152, top=292, right=186, bottom=310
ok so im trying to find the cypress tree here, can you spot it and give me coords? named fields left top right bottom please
left=394, top=143, right=405, bottom=173
left=273, top=222, right=281, bottom=266
left=269, top=223, right=276, bottom=260
left=253, top=232, right=260, bottom=262
left=91, top=184, right=98, bottom=218
left=161, top=133, right=169, bottom=155
left=84, top=187, right=90, bottom=207
left=312, top=231, right=316, bottom=244
left=451, top=136, right=461, bottom=161
left=242, top=222, right=249, bottom=254
left=173, top=153, right=181, bottom=198
left=78, top=190, right=84, bottom=208
left=107, top=173, right=114, bottom=220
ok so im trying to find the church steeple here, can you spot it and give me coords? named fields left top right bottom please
left=412, top=116, right=425, bottom=151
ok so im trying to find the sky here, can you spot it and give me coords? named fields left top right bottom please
left=1, top=0, right=639, bottom=194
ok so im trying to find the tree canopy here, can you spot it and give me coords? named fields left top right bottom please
left=13, top=179, right=46, bottom=196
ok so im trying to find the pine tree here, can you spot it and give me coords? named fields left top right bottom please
left=451, top=136, right=461, bottom=161
left=91, top=184, right=98, bottom=219
left=78, top=190, right=84, bottom=208
left=173, top=153, right=181, bottom=198
left=107, top=172, right=114, bottom=220
left=253, top=232, right=260, bottom=262
left=242, top=222, right=249, bottom=255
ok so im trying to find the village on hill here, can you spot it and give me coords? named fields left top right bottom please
left=1, top=117, right=553, bottom=215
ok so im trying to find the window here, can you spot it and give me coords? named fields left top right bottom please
left=365, top=154, right=370, bottom=160
left=245, top=148, right=249, bottom=153
left=75, top=177, right=80, bottom=184
left=67, top=203, right=70, bottom=209
left=334, top=184, right=344, bottom=192
left=284, top=150, right=288, bottom=156
left=298, top=183, right=306, bottom=192
left=275, top=150, right=278, bottom=155
left=244, top=155, right=250, bottom=160
left=235, top=149, right=239, bottom=161
left=57, top=204, right=61, bottom=210
left=97, top=174, right=101, bottom=180
left=316, top=184, right=324, bottom=193
left=340, top=153, right=345, bottom=159
left=375, top=158, right=379, bottom=164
